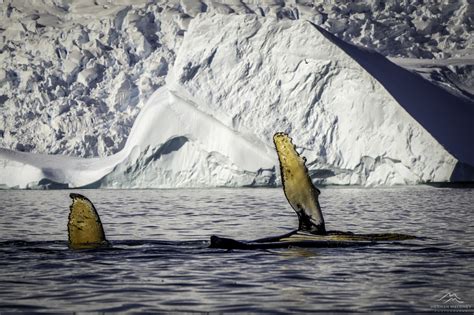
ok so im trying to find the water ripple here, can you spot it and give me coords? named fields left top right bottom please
left=0, top=187, right=473, bottom=312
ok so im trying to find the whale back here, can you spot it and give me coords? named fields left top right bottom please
left=68, top=193, right=107, bottom=249
left=273, top=133, right=326, bottom=234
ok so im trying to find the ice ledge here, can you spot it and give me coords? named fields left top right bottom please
left=0, top=88, right=277, bottom=189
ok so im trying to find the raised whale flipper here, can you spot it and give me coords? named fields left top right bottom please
left=273, top=132, right=326, bottom=234
left=68, top=193, right=108, bottom=249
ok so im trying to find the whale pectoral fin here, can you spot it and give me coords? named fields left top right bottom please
left=68, top=193, right=108, bottom=249
left=273, top=133, right=326, bottom=235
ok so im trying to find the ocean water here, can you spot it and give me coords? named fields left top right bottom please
left=0, top=187, right=473, bottom=313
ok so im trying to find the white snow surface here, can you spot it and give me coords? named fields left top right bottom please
left=0, top=88, right=276, bottom=188
left=0, top=1, right=473, bottom=188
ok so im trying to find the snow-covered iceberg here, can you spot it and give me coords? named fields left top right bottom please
left=0, top=13, right=472, bottom=188
left=0, top=88, right=276, bottom=188
left=167, top=15, right=470, bottom=186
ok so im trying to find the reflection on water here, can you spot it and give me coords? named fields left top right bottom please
left=0, top=187, right=473, bottom=312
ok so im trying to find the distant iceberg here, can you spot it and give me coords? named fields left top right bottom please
left=1, top=14, right=472, bottom=188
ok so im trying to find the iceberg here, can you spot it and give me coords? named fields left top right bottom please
left=0, top=88, right=276, bottom=188
left=167, top=15, right=471, bottom=186
left=0, top=13, right=472, bottom=188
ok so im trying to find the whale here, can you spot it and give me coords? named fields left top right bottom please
left=65, top=132, right=416, bottom=250
left=68, top=193, right=108, bottom=249
left=209, top=133, right=416, bottom=249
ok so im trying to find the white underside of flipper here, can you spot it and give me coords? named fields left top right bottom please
left=273, top=133, right=326, bottom=234
left=68, top=193, right=108, bottom=249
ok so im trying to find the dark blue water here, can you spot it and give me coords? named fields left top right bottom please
left=0, top=187, right=473, bottom=312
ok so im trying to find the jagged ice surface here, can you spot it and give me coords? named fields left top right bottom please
left=0, top=0, right=473, bottom=188
left=168, top=15, right=465, bottom=186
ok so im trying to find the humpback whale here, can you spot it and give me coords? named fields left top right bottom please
left=65, top=132, right=415, bottom=250
left=68, top=193, right=108, bottom=249
left=209, top=133, right=416, bottom=249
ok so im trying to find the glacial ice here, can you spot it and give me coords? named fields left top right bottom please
left=0, top=88, right=276, bottom=188
left=0, top=1, right=473, bottom=188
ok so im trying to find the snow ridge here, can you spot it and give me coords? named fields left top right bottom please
left=0, top=88, right=276, bottom=188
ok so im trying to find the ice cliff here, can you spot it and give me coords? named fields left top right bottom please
left=0, top=1, right=473, bottom=188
